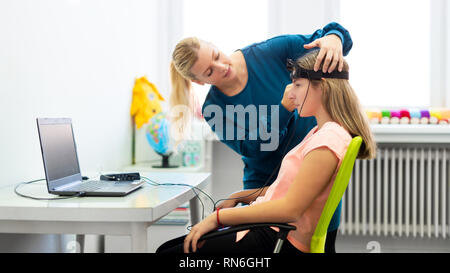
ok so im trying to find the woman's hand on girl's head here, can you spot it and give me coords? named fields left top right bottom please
left=183, top=213, right=218, bottom=253
left=303, top=34, right=344, bottom=73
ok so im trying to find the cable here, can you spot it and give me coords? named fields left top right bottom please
left=14, top=179, right=84, bottom=200
left=141, top=176, right=215, bottom=222
left=142, top=176, right=213, bottom=231
left=191, top=187, right=205, bottom=220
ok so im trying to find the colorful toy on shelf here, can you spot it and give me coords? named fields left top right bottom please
left=439, top=119, right=449, bottom=125
left=182, top=141, right=201, bottom=167
left=381, top=110, right=391, bottom=124
left=365, top=109, right=381, bottom=124
left=442, top=109, right=450, bottom=120
left=420, top=110, right=430, bottom=124
left=399, top=109, right=410, bottom=124
left=130, top=76, right=165, bottom=129
left=440, top=109, right=450, bottom=124
left=429, top=109, right=441, bottom=125
left=390, top=110, right=401, bottom=124
left=409, top=108, right=421, bottom=124
left=365, top=108, right=450, bottom=125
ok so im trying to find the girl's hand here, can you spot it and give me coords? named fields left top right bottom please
left=184, top=213, right=218, bottom=253
left=281, top=84, right=296, bottom=112
left=303, top=34, right=344, bottom=73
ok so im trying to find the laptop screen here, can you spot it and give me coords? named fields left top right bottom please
left=37, top=119, right=81, bottom=182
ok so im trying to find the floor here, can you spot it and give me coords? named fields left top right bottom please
left=336, top=234, right=450, bottom=253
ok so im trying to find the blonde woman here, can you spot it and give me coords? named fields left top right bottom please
left=157, top=50, right=375, bottom=254
left=170, top=22, right=353, bottom=252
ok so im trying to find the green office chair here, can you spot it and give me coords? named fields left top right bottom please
left=200, top=136, right=363, bottom=253
left=309, top=135, right=362, bottom=253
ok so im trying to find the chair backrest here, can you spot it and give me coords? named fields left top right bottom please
left=310, top=136, right=363, bottom=253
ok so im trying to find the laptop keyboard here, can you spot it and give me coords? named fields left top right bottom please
left=72, top=180, right=111, bottom=192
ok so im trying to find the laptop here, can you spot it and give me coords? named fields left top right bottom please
left=36, top=118, right=145, bottom=197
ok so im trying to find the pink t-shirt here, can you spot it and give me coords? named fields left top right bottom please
left=236, top=121, right=352, bottom=253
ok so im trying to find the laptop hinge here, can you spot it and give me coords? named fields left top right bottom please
left=54, top=181, right=81, bottom=191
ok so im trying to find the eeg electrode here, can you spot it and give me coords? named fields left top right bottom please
left=286, top=58, right=349, bottom=81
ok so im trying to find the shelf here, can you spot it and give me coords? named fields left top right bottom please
left=123, top=163, right=205, bottom=173
left=200, top=123, right=450, bottom=144
left=371, top=124, right=450, bottom=143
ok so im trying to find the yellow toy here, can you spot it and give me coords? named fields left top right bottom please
left=130, top=76, right=165, bottom=129
left=365, top=109, right=381, bottom=124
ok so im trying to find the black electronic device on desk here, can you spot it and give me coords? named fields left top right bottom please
left=100, top=172, right=141, bottom=182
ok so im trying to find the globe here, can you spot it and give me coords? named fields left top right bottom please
left=145, top=112, right=178, bottom=168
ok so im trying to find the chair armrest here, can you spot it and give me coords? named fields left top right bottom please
left=199, top=223, right=296, bottom=241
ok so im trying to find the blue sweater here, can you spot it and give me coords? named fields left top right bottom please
left=202, top=22, right=353, bottom=231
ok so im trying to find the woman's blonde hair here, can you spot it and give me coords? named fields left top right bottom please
left=169, top=37, right=201, bottom=142
left=296, top=50, right=376, bottom=159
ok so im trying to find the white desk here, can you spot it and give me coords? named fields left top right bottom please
left=0, top=172, right=210, bottom=253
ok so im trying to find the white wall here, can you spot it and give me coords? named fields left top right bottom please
left=134, top=0, right=184, bottom=165
left=268, top=0, right=339, bottom=36
left=0, top=0, right=159, bottom=252
left=430, top=0, right=447, bottom=107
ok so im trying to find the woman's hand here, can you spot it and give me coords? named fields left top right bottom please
left=281, top=84, right=296, bottom=112
left=184, top=213, right=218, bottom=253
left=304, top=34, right=344, bottom=73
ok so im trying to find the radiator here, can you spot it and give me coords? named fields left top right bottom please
left=340, top=144, right=450, bottom=238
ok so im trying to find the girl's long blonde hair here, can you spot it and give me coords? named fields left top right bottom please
left=297, top=50, right=376, bottom=159
left=169, top=37, right=201, bottom=142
